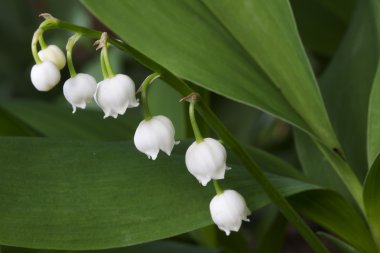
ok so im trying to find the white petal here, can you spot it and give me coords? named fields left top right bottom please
left=185, top=138, right=229, bottom=185
left=134, top=119, right=161, bottom=160
left=63, top=73, right=97, bottom=113
left=38, top=45, right=66, bottom=70
left=134, top=115, right=177, bottom=160
left=209, top=190, right=251, bottom=235
left=151, top=116, right=177, bottom=155
left=95, top=74, right=139, bottom=118
left=30, top=61, right=60, bottom=91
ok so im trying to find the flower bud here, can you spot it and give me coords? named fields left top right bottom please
left=95, top=74, right=139, bottom=119
left=63, top=73, right=97, bottom=113
left=134, top=115, right=178, bottom=160
left=185, top=138, right=230, bottom=186
left=210, top=190, right=251, bottom=235
left=30, top=61, right=61, bottom=91
left=38, top=45, right=66, bottom=70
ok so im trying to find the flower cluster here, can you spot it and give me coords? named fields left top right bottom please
left=31, top=31, right=138, bottom=118
left=30, top=18, right=250, bottom=236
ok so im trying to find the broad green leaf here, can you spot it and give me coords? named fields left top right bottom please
left=244, top=145, right=305, bottom=181
left=367, top=0, right=380, bottom=166
left=363, top=154, right=380, bottom=251
left=1, top=241, right=220, bottom=253
left=81, top=0, right=339, bottom=149
left=368, top=67, right=380, bottom=166
left=318, top=232, right=361, bottom=253
left=289, top=189, right=377, bottom=253
left=0, top=100, right=141, bottom=141
left=294, top=130, right=364, bottom=211
left=319, top=0, right=376, bottom=179
left=0, top=107, right=35, bottom=136
left=0, top=137, right=320, bottom=250
left=294, top=130, right=351, bottom=200
left=3, top=99, right=304, bottom=180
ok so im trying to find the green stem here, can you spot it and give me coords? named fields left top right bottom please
left=66, top=33, right=81, bottom=78
left=31, top=29, right=43, bottom=64
left=38, top=34, right=47, bottom=49
left=35, top=20, right=329, bottom=253
left=100, top=50, right=109, bottom=79
left=102, top=41, right=115, bottom=77
left=140, top=72, right=160, bottom=120
left=163, top=75, right=329, bottom=253
left=213, top=180, right=223, bottom=195
left=189, top=102, right=203, bottom=143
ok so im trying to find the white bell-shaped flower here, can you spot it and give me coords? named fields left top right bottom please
left=63, top=73, right=97, bottom=113
left=30, top=61, right=61, bottom=91
left=134, top=115, right=179, bottom=160
left=95, top=74, right=139, bottom=119
left=38, top=45, right=66, bottom=70
left=210, top=189, right=251, bottom=235
left=185, top=137, right=231, bottom=186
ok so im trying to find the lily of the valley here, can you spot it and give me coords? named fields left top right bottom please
left=209, top=189, right=251, bottom=235
left=185, top=137, right=230, bottom=186
left=95, top=74, right=139, bottom=118
left=63, top=73, right=97, bottom=113
left=134, top=115, right=178, bottom=160
left=30, top=61, right=60, bottom=91
left=38, top=45, right=66, bottom=70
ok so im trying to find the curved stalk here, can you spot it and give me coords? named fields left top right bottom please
left=31, top=29, right=43, bottom=64
left=163, top=74, right=330, bottom=253
left=189, top=102, right=203, bottom=143
left=38, top=34, right=47, bottom=49
left=100, top=50, right=109, bottom=79
left=37, top=19, right=330, bottom=253
left=66, top=33, right=81, bottom=77
left=140, top=72, right=160, bottom=120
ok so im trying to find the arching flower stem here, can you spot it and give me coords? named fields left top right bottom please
left=31, top=29, right=43, bottom=64
left=100, top=50, right=109, bottom=79
left=38, top=34, right=47, bottom=49
left=66, top=33, right=81, bottom=78
left=139, top=72, right=161, bottom=120
left=185, top=93, right=203, bottom=143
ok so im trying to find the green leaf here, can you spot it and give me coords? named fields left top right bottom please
left=0, top=100, right=141, bottom=141
left=1, top=241, right=220, bottom=253
left=318, top=232, right=361, bottom=253
left=319, top=0, right=376, bottom=179
left=294, top=130, right=364, bottom=211
left=367, top=0, right=380, bottom=166
left=0, top=107, right=35, bottom=136
left=289, top=189, right=377, bottom=253
left=81, top=0, right=339, bottom=149
left=294, top=130, right=351, bottom=199
left=0, top=137, right=320, bottom=250
left=363, top=154, right=380, bottom=251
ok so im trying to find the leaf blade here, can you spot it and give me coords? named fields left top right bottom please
left=81, top=0, right=339, bottom=148
left=0, top=137, right=320, bottom=250
left=363, top=154, right=380, bottom=251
